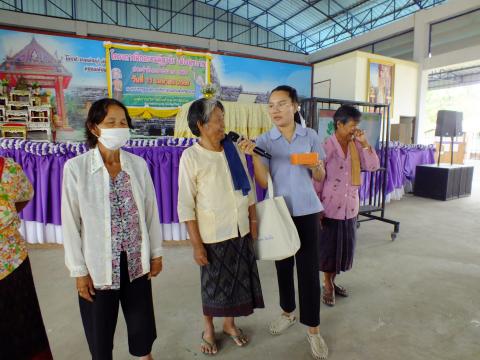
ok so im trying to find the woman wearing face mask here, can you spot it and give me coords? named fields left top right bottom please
left=238, top=85, right=328, bottom=360
left=314, top=105, right=379, bottom=307
left=61, top=98, right=163, bottom=360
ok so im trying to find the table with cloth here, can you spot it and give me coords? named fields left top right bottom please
left=0, top=138, right=435, bottom=244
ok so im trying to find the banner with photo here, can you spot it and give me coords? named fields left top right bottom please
left=0, top=27, right=311, bottom=142
left=105, top=43, right=211, bottom=118
left=367, top=59, right=394, bottom=117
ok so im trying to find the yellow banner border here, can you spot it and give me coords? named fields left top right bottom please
left=104, top=42, right=212, bottom=119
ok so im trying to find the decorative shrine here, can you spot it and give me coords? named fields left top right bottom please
left=0, top=37, right=72, bottom=140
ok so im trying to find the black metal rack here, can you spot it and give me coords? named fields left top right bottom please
left=301, top=97, right=400, bottom=241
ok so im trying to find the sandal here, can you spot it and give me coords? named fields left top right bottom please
left=334, top=284, right=349, bottom=297
left=223, top=328, right=248, bottom=347
left=269, top=314, right=297, bottom=335
left=322, top=287, right=335, bottom=307
left=307, top=332, right=329, bottom=359
left=201, top=331, right=218, bottom=355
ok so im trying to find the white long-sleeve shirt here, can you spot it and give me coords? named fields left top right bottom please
left=61, top=147, right=163, bottom=287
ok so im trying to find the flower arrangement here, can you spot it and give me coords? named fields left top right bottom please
left=201, top=83, right=218, bottom=99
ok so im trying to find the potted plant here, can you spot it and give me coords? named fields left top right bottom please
left=1, top=78, right=9, bottom=94
left=31, top=82, right=40, bottom=95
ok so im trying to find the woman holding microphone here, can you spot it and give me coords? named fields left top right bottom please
left=238, top=85, right=328, bottom=360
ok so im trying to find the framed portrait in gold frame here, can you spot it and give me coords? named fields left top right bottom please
left=367, top=59, right=395, bottom=117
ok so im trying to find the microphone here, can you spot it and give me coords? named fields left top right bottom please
left=226, top=131, right=272, bottom=160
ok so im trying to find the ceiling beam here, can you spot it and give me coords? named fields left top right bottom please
left=248, top=1, right=279, bottom=22
left=198, top=0, right=308, bottom=52
left=412, top=0, right=424, bottom=9
left=285, top=0, right=370, bottom=42
left=299, top=0, right=354, bottom=36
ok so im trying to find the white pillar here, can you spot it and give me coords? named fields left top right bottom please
left=412, top=11, right=430, bottom=144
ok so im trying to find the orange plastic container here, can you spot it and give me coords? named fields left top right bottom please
left=290, top=152, right=318, bottom=165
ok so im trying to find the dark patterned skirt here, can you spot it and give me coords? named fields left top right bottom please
left=201, top=234, right=265, bottom=317
left=0, top=257, right=53, bottom=360
left=318, top=217, right=357, bottom=274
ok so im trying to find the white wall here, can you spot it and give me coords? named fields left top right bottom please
left=393, top=63, right=419, bottom=123
left=313, top=53, right=357, bottom=101
left=354, top=56, right=373, bottom=101
left=314, top=51, right=419, bottom=124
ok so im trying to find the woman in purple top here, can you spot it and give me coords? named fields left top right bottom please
left=238, top=85, right=329, bottom=360
left=314, top=105, right=380, bottom=307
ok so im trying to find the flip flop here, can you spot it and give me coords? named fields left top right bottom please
left=223, top=328, right=248, bottom=347
left=322, top=286, right=335, bottom=307
left=201, top=331, right=218, bottom=356
left=334, top=284, right=349, bottom=297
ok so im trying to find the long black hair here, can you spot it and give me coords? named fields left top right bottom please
left=85, top=98, right=133, bottom=148
left=270, top=85, right=301, bottom=124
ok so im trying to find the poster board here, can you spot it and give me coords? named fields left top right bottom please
left=104, top=42, right=211, bottom=119
left=367, top=59, right=394, bottom=117
left=317, top=109, right=382, bottom=148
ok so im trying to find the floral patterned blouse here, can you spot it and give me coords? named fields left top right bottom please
left=0, top=157, right=34, bottom=280
left=98, top=171, right=143, bottom=290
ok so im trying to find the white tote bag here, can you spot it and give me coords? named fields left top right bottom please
left=254, top=174, right=301, bottom=261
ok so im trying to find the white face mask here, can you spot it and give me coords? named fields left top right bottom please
left=97, top=128, right=131, bottom=150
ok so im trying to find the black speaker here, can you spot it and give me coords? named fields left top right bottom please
left=459, top=166, right=474, bottom=197
left=414, top=164, right=474, bottom=201
left=435, top=110, right=463, bottom=137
